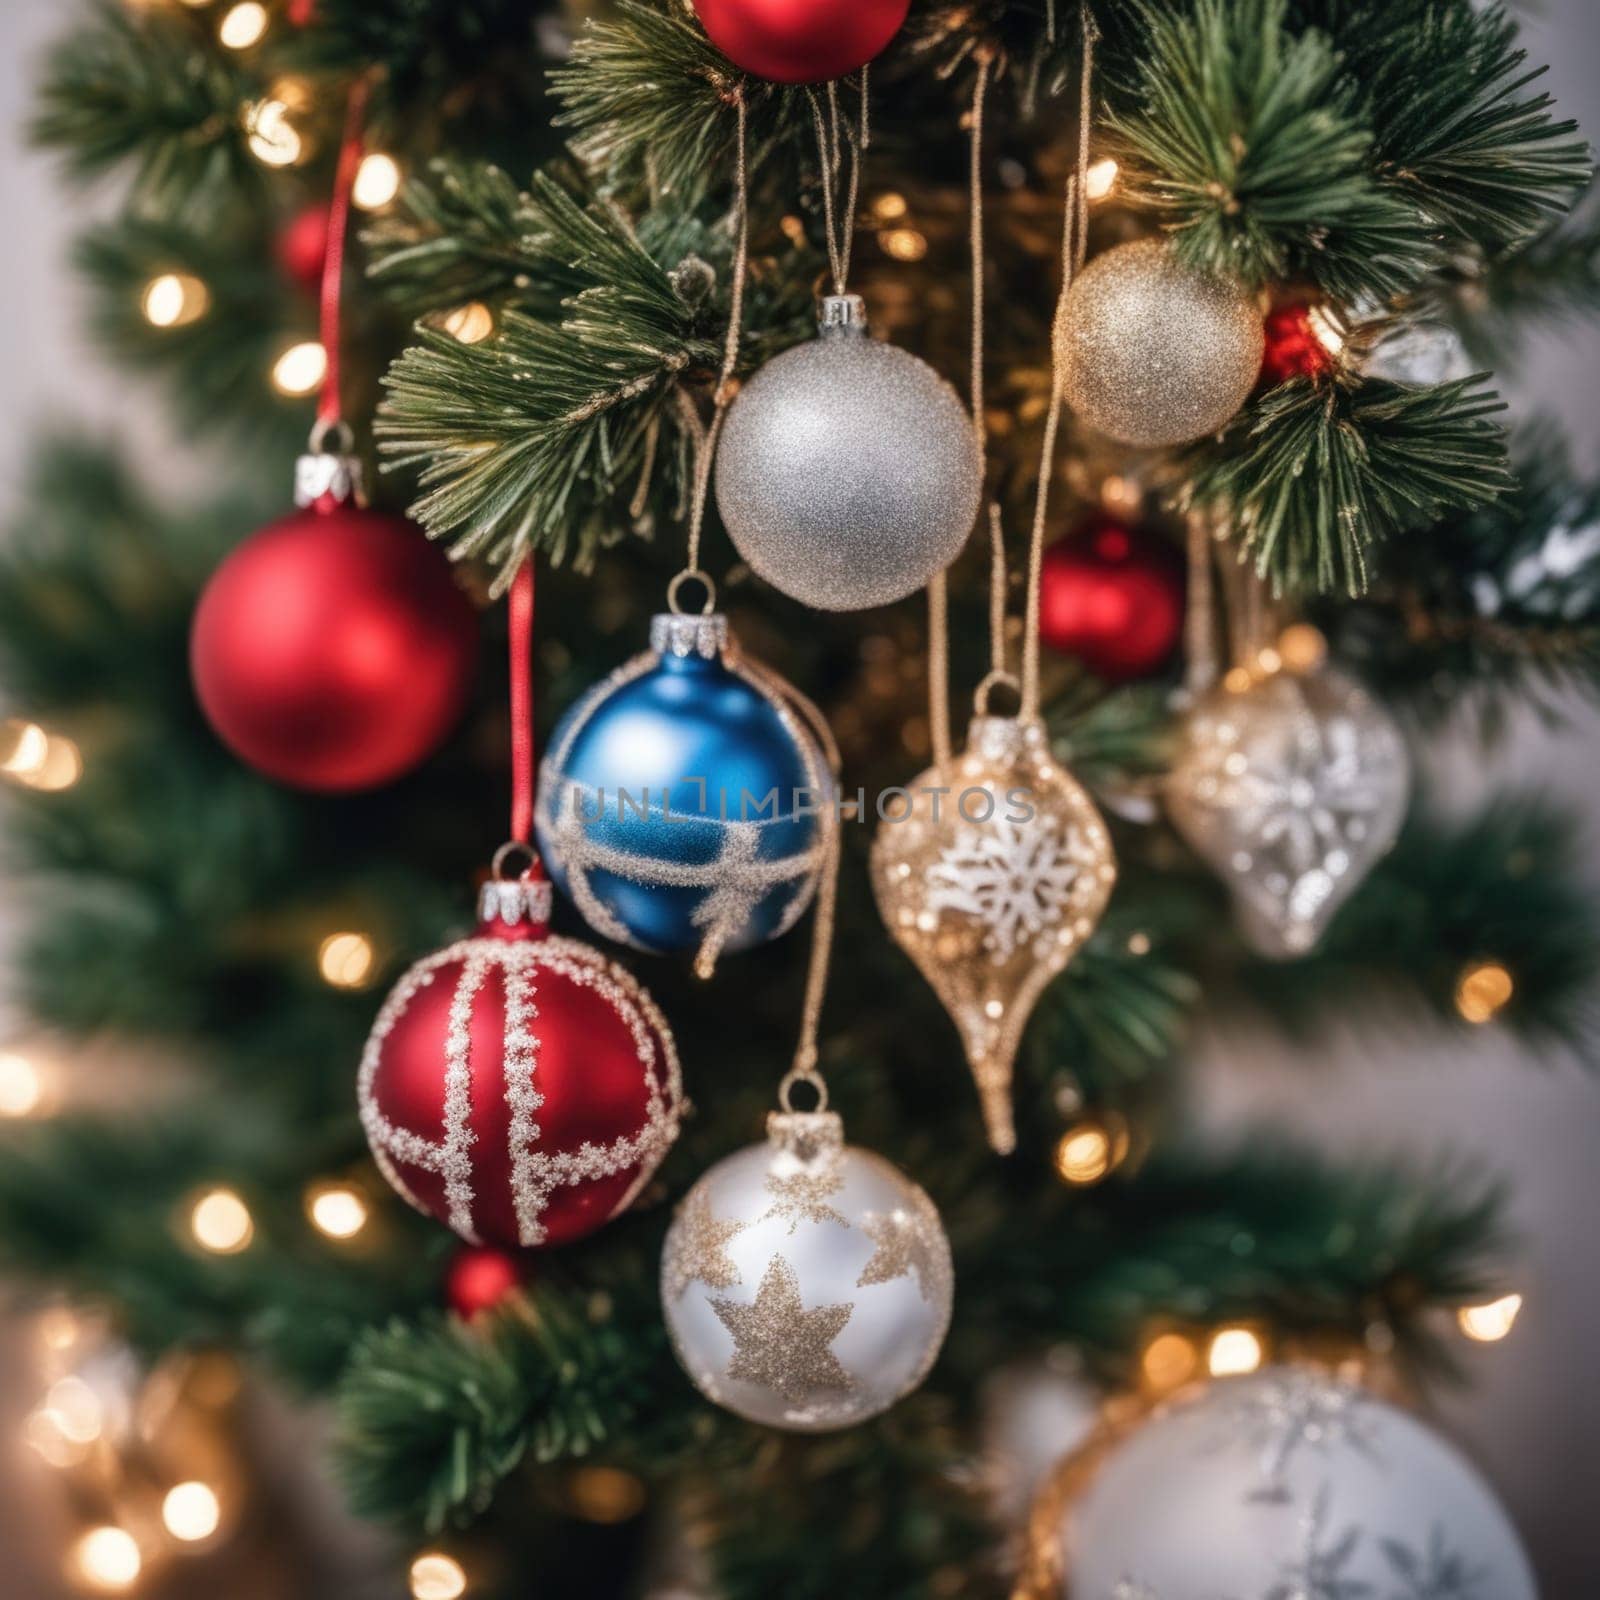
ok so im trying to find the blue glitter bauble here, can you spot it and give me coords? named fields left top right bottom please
left=536, top=613, right=832, bottom=971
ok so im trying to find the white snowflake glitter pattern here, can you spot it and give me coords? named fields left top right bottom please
left=1265, top=1487, right=1368, bottom=1600
left=1211, top=1373, right=1381, bottom=1491
left=1378, top=1528, right=1487, bottom=1600
left=924, top=813, right=1088, bottom=963
left=358, top=933, right=683, bottom=1248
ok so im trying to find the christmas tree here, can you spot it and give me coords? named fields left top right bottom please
left=2, top=0, right=1597, bottom=1594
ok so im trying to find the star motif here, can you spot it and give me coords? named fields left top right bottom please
left=664, top=1187, right=745, bottom=1301
left=711, top=1255, right=854, bottom=1404
left=760, top=1164, right=848, bottom=1233
left=856, top=1203, right=948, bottom=1304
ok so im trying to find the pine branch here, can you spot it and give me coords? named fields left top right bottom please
left=551, top=1, right=803, bottom=202
left=1348, top=3, right=1591, bottom=253
left=1106, top=0, right=1434, bottom=301
left=30, top=0, right=259, bottom=215
left=1182, top=374, right=1512, bottom=597
left=1327, top=430, right=1600, bottom=732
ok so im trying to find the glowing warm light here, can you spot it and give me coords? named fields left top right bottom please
left=1207, top=1325, right=1264, bottom=1377
left=141, top=272, right=210, bottom=329
left=246, top=100, right=302, bottom=167
left=1458, top=1293, right=1523, bottom=1343
left=45, top=1376, right=103, bottom=1444
left=190, top=1188, right=254, bottom=1254
left=353, top=152, right=402, bottom=210
left=163, top=1481, right=222, bottom=1542
left=1054, top=1122, right=1114, bottom=1186
left=1456, top=961, right=1514, bottom=1025
left=218, top=1, right=268, bottom=48
left=73, top=1528, right=142, bottom=1592
left=568, top=1464, right=647, bottom=1524
left=442, top=302, right=495, bottom=344
left=1255, top=646, right=1282, bottom=676
left=1085, top=157, right=1119, bottom=200
left=1099, top=474, right=1143, bottom=517
left=0, top=1052, right=44, bottom=1117
left=2, top=719, right=49, bottom=777
left=879, top=228, right=928, bottom=262
left=1126, top=931, right=1152, bottom=957
left=1140, top=1330, right=1199, bottom=1392
left=1276, top=622, right=1328, bottom=674
left=319, top=931, right=376, bottom=989
left=410, top=1553, right=468, bottom=1600
left=26, top=1406, right=89, bottom=1469
left=1223, top=666, right=1254, bottom=694
left=870, top=191, right=908, bottom=222
left=24, top=734, right=84, bottom=792
left=272, top=340, right=327, bottom=396
left=308, top=1183, right=369, bottom=1239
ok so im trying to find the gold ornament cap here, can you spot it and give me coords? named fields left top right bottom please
left=766, top=1110, right=845, bottom=1167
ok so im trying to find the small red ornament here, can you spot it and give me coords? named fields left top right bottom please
left=1260, top=304, right=1337, bottom=386
left=1038, top=520, right=1185, bottom=683
left=359, top=866, right=683, bottom=1251
left=692, top=0, right=908, bottom=82
left=445, top=1245, right=527, bottom=1320
left=191, top=455, right=478, bottom=792
left=277, top=203, right=331, bottom=296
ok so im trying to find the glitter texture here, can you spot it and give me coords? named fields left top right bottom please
left=1056, top=239, right=1265, bottom=449
left=660, top=1109, right=953, bottom=1431
left=714, top=295, right=983, bottom=611
left=1046, top=1369, right=1534, bottom=1600
left=870, top=716, right=1116, bottom=1154
left=1166, top=664, right=1410, bottom=959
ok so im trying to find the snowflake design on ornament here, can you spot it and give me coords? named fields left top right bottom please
left=1210, top=1373, right=1380, bottom=1492
left=924, top=815, right=1083, bottom=963
left=1264, top=1487, right=1370, bottom=1600
left=1378, top=1527, right=1487, bottom=1599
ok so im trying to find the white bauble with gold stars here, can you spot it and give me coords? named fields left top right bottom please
left=1022, top=1368, right=1535, bottom=1600
left=1167, top=661, right=1409, bottom=959
left=660, top=1109, right=953, bottom=1432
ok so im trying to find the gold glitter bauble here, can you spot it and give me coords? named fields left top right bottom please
left=870, top=716, right=1116, bottom=1154
left=1166, top=663, right=1410, bottom=959
left=1055, top=239, right=1265, bottom=448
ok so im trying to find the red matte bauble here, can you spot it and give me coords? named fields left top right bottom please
left=692, top=0, right=908, bottom=82
left=191, top=501, right=478, bottom=792
left=358, top=883, right=683, bottom=1251
left=1039, top=521, right=1185, bottom=683
left=277, top=203, right=331, bottom=296
left=1260, top=304, right=1336, bottom=385
left=446, top=1245, right=527, bottom=1320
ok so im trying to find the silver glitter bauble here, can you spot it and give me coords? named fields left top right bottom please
left=1056, top=239, right=1265, bottom=449
left=1167, top=663, right=1409, bottom=959
left=1051, top=1369, right=1536, bottom=1600
left=714, top=294, right=983, bottom=611
left=661, top=1109, right=953, bottom=1431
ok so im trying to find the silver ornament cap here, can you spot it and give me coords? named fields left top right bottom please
left=714, top=295, right=983, bottom=611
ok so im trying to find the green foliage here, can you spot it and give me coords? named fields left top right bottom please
left=1108, top=0, right=1432, bottom=300
left=1183, top=374, right=1513, bottom=596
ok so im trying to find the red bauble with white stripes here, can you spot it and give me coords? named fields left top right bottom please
left=359, top=864, right=682, bottom=1250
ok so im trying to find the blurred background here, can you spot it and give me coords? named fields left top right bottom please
left=2, top=0, right=1598, bottom=1595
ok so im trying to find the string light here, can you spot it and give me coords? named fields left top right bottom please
left=318, top=931, right=376, bottom=989
left=1085, top=157, right=1119, bottom=200
left=307, top=1182, right=369, bottom=1239
left=245, top=100, right=302, bottom=167
left=1458, top=1293, right=1523, bottom=1343
left=1140, top=1330, right=1200, bottom=1393
left=44, top=1376, right=103, bottom=1444
left=189, top=1188, right=254, bottom=1255
left=1276, top=622, right=1328, bottom=674
left=879, top=228, right=928, bottom=262
left=442, top=302, right=495, bottom=344
left=141, top=272, right=210, bottom=329
left=1456, top=961, right=1514, bottom=1025
left=272, top=340, right=327, bottom=396
left=353, top=153, right=402, bottom=210
left=2, top=718, right=49, bottom=777
left=163, top=1481, right=222, bottom=1543
left=72, top=1528, right=142, bottom=1593
left=1053, top=1114, right=1129, bottom=1187
left=1206, top=1325, right=1265, bottom=1377
left=0, top=1051, right=44, bottom=1118
left=28, top=734, right=84, bottom=791
left=410, top=1553, right=468, bottom=1600
left=218, top=1, right=267, bottom=48
left=870, top=192, right=908, bottom=222
left=567, top=1465, right=647, bottom=1524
